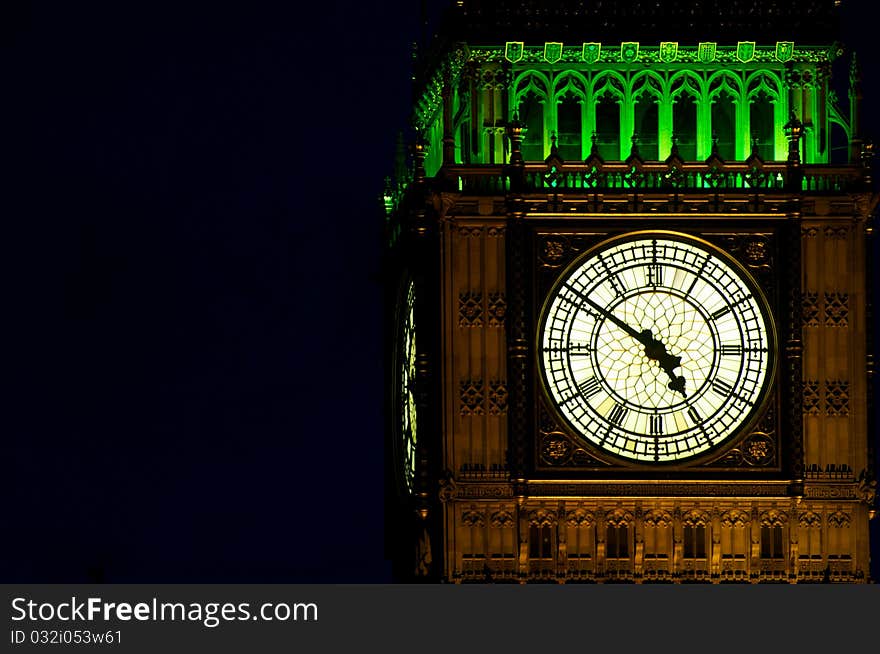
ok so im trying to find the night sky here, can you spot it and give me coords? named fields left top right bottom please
left=5, top=1, right=879, bottom=583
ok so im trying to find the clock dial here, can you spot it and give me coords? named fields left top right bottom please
left=400, top=280, right=418, bottom=491
left=538, top=232, right=775, bottom=464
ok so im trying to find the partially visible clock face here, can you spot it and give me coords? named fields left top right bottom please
left=400, top=281, right=418, bottom=491
left=538, top=232, right=775, bottom=464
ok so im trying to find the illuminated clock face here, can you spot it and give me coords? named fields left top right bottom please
left=399, top=281, right=418, bottom=490
left=538, top=232, right=775, bottom=464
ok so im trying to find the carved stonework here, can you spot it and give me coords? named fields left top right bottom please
left=824, top=292, right=849, bottom=327
left=540, top=432, right=573, bottom=465
left=706, top=232, right=775, bottom=295
left=526, top=482, right=790, bottom=498
left=487, top=380, right=508, bottom=415
left=825, top=380, right=850, bottom=416
left=798, top=511, right=822, bottom=528
left=803, top=380, right=821, bottom=415
left=530, top=509, right=557, bottom=527
left=856, top=470, right=877, bottom=506
left=487, top=226, right=505, bottom=238
left=458, top=226, right=484, bottom=238
left=566, top=509, right=595, bottom=528
left=682, top=510, right=710, bottom=527
left=487, top=292, right=506, bottom=327
left=707, top=397, right=778, bottom=469
left=760, top=510, right=788, bottom=527
left=606, top=509, right=634, bottom=527
left=541, top=238, right=568, bottom=265
left=461, top=508, right=486, bottom=527
left=824, top=225, right=848, bottom=240
left=742, top=432, right=775, bottom=466
left=460, top=379, right=485, bottom=416
left=827, top=510, right=851, bottom=528
left=536, top=234, right=604, bottom=273
left=643, top=510, right=673, bottom=528
left=438, top=471, right=457, bottom=503
left=801, top=226, right=820, bottom=238
left=802, top=291, right=820, bottom=327
left=720, top=509, right=750, bottom=527
left=744, top=238, right=770, bottom=268
left=490, top=510, right=516, bottom=529
left=458, top=291, right=483, bottom=327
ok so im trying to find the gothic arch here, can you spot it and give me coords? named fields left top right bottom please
left=590, top=71, right=626, bottom=99
left=629, top=70, right=665, bottom=102
left=708, top=70, right=745, bottom=102
left=682, top=510, right=711, bottom=527
left=720, top=509, right=750, bottom=527
left=552, top=71, right=588, bottom=103
left=605, top=509, right=634, bottom=527
left=642, top=509, right=673, bottom=527
left=760, top=509, right=789, bottom=527
left=669, top=70, right=705, bottom=100
left=565, top=509, right=595, bottom=528
left=746, top=71, right=783, bottom=102
left=512, top=70, right=551, bottom=103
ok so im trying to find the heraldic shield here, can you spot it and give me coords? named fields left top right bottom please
left=660, top=42, right=678, bottom=62
left=737, top=41, right=756, bottom=62
left=621, top=42, right=639, bottom=62
left=582, top=42, right=601, bottom=63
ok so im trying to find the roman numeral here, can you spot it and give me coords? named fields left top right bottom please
left=649, top=414, right=664, bottom=436
left=719, top=344, right=743, bottom=356
left=597, top=254, right=625, bottom=297
left=686, top=255, right=711, bottom=295
left=711, top=295, right=753, bottom=320
left=712, top=378, right=734, bottom=397
left=646, top=263, right=663, bottom=287
left=687, top=406, right=703, bottom=425
left=711, top=305, right=732, bottom=320
left=608, top=403, right=628, bottom=426
left=577, top=376, right=602, bottom=399
left=541, top=344, right=592, bottom=356
left=608, top=276, right=625, bottom=297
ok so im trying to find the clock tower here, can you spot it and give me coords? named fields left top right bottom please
left=385, top=0, right=877, bottom=583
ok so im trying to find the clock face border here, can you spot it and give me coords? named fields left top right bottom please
left=534, top=229, right=780, bottom=470
left=392, top=276, right=418, bottom=497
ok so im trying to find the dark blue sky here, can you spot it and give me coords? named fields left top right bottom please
left=4, top=1, right=878, bottom=583
left=5, top=1, right=427, bottom=583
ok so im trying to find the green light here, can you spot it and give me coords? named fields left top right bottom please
left=621, top=42, right=639, bottom=63
left=504, top=41, right=524, bottom=63
left=544, top=42, right=563, bottom=64
left=737, top=41, right=756, bottom=63
left=660, top=42, right=678, bottom=63
left=776, top=41, right=794, bottom=62
left=698, top=42, right=716, bottom=63
left=582, top=42, right=601, bottom=63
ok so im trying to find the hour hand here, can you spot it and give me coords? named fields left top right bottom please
left=658, top=350, right=686, bottom=397
left=641, top=332, right=686, bottom=397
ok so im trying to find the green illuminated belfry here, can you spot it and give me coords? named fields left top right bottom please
left=385, top=0, right=876, bottom=584
left=409, top=0, right=864, bottom=178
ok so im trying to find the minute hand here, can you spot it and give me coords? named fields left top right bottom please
left=582, top=296, right=687, bottom=397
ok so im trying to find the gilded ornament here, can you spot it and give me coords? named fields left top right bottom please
left=542, top=238, right=567, bottom=263
left=824, top=380, right=850, bottom=417
left=487, top=292, right=507, bottom=327
left=490, top=510, right=516, bottom=529
left=487, top=380, right=508, bottom=415
left=459, top=379, right=485, bottom=416
left=458, top=291, right=483, bottom=327
left=541, top=433, right=572, bottom=464
left=745, top=240, right=768, bottom=264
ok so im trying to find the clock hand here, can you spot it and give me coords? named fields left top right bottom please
left=582, top=296, right=687, bottom=397
left=582, top=296, right=642, bottom=340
